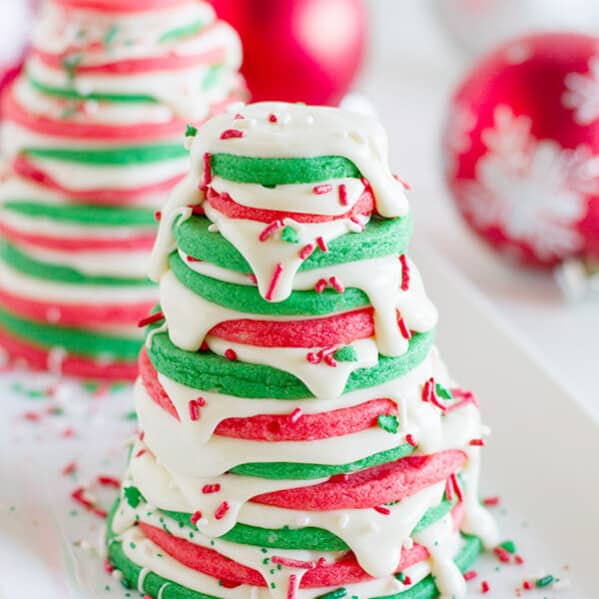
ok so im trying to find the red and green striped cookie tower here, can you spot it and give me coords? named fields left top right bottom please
left=0, top=0, right=244, bottom=380
left=107, top=102, right=499, bottom=598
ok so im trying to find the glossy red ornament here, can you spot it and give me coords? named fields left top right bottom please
left=444, top=33, right=599, bottom=267
left=210, top=0, right=366, bottom=105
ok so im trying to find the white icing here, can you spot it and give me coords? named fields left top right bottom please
left=210, top=175, right=365, bottom=216
left=0, top=258, right=157, bottom=304
left=17, top=243, right=150, bottom=278
left=22, top=153, right=189, bottom=192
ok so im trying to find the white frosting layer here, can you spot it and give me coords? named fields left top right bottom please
left=0, top=258, right=156, bottom=304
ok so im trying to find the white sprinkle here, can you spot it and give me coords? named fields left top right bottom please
left=208, top=224, right=219, bottom=233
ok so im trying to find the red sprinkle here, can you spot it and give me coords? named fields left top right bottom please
left=402, top=576, right=412, bottom=586
left=214, top=501, right=229, bottom=520
left=202, top=484, right=221, bottom=494
left=268, top=113, right=278, bottom=123
left=481, top=580, right=490, bottom=594
left=399, top=254, right=410, bottom=291
left=199, top=152, right=212, bottom=191
left=62, top=427, right=74, bottom=438
left=224, top=348, right=237, bottom=361
left=189, top=399, right=200, bottom=421
left=464, top=570, right=478, bottom=581
left=23, top=411, right=41, bottom=422
left=306, top=352, right=320, bottom=364
left=265, top=263, right=284, bottom=301
left=62, top=461, right=77, bottom=476
left=329, top=276, right=344, bottom=293
left=154, top=210, right=162, bottom=222
left=247, top=273, right=258, bottom=284
left=104, top=559, right=114, bottom=574
left=523, top=580, right=533, bottom=590
left=397, top=314, right=412, bottom=340
left=483, top=496, right=500, bottom=507
left=469, top=438, right=486, bottom=446
left=299, top=244, right=315, bottom=260
left=220, top=128, right=244, bottom=140
left=71, top=487, right=107, bottom=519
left=196, top=397, right=206, bottom=407
left=393, top=173, right=412, bottom=190
left=329, top=473, right=349, bottom=483
left=234, top=113, right=245, bottom=120
left=139, top=431, right=145, bottom=441
left=338, top=183, right=348, bottom=205
left=451, top=473, right=464, bottom=502
left=135, top=449, right=147, bottom=458
left=271, top=556, right=317, bottom=569
left=515, top=554, right=525, bottom=565
left=190, top=511, right=203, bottom=525
left=259, top=220, right=283, bottom=242
left=97, top=475, right=120, bottom=489
left=313, top=184, right=333, bottom=195
left=200, top=341, right=210, bottom=351
left=316, top=236, right=328, bottom=252
left=374, top=505, right=391, bottom=515
left=323, top=353, right=337, bottom=368
left=191, top=204, right=205, bottom=216
left=287, top=574, right=298, bottom=599
left=315, top=278, right=328, bottom=293
left=406, top=434, right=418, bottom=447
left=445, top=477, right=454, bottom=502
left=138, top=311, right=164, bottom=328
left=494, top=546, right=511, bottom=563
left=187, top=255, right=202, bottom=262
left=289, top=408, right=303, bottom=423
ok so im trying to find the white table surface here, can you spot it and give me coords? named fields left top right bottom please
left=360, top=0, right=599, bottom=420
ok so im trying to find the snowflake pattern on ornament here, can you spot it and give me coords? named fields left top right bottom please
left=458, top=105, right=595, bottom=260
left=562, top=56, right=599, bottom=125
left=443, top=102, right=477, bottom=176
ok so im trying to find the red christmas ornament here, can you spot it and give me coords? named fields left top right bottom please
left=210, top=0, right=366, bottom=105
left=444, top=33, right=599, bottom=267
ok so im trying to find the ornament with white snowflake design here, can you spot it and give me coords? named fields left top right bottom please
left=444, top=32, right=599, bottom=268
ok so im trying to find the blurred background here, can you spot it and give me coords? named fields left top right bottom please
left=0, top=0, right=596, bottom=411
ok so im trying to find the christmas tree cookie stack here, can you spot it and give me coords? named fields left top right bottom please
left=107, top=102, right=499, bottom=599
left=0, top=0, right=243, bottom=380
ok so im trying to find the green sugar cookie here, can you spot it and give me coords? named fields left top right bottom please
left=3, top=200, right=155, bottom=227
left=0, top=241, right=153, bottom=287
left=161, top=491, right=456, bottom=551
left=175, top=214, right=412, bottom=274
left=25, top=143, right=188, bottom=166
left=0, top=306, right=141, bottom=360
left=28, top=73, right=156, bottom=103
left=169, top=252, right=370, bottom=316
left=147, top=327, right=435, bottom=400
left=210, top=154, right=362, bottom=186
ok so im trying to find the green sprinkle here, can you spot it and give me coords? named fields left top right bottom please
left=262, top=558, right=269, bottom=565
left=261, top=548, right=268, bottom=553
left=377, top=414, right=399, bottom=434
left=435, top=383, right=452, bottom=400
left=62, top=53, right=82, bottom=77
left=185, top=124, right=198, bottom=137
left=499, top=540, right=516, bottom=554
left=202, top=65, right=221, bottom=91
left=103, top=24, right=120, bottom=47
left=129, top=542, right=136, bottom=550
left=536, top=575, right=554, bottom=588
left=281, top=225, right=300, bottom=243
left=123, top=486, right=144, bottom=509
left=270, top=582, right=276, bottom=590
left=395, top=572, right=407, bottom=582
left=124, top=411, right=137, bottom=421
left=315, top=588, right=347, bottom=599
left=333, top=346, right=358, bottom=362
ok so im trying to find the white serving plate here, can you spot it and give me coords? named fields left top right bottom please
left=0, top=243, right=597, bottom=598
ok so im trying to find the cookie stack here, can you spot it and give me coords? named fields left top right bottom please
left=0, top=0, right=243, bottom=379
left=107, top=102, right=498, bottom=599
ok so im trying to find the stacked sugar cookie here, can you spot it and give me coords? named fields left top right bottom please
left=0, top=0, right=243, bottom=380
left=107, top=102, right=499, bottom=599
